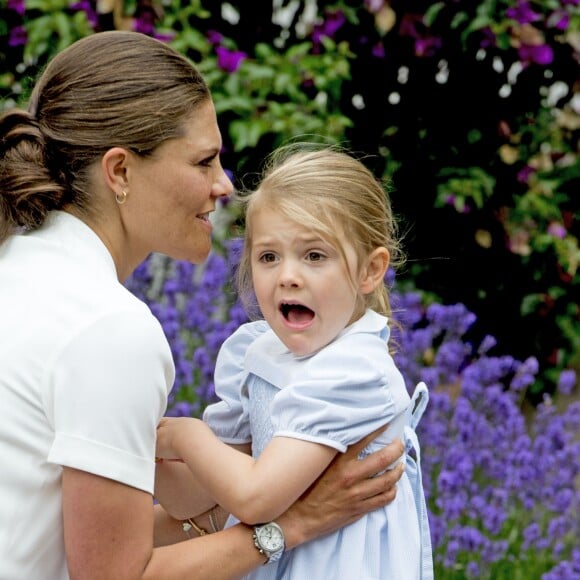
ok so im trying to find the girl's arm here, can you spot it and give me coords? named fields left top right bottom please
left=156, top=417, right=338, bottom=524
left=154, top=443, right=251, bottom=520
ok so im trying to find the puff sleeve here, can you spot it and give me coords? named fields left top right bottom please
left=203, top=321, right=269, bottom=444
left=270, top=331, right=410, bottom=453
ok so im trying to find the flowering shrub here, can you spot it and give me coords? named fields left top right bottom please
left=3, top=0, right=576, bottom=396
left=392, top=293, right=580, bottom=578
left=125, top=251, right=580, bottom=578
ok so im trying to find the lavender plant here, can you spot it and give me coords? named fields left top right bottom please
left=392, top=293, right=580, bottom=578
left=125, top=252, right=579, bottom=579
left=124, top=239, right=247, bottom=417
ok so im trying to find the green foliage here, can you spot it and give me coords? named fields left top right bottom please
left=190, top=39, right=353, bottom=154
left=1, top=0, right=577, bottom=400
left=23, top=0, right=92, bottom=64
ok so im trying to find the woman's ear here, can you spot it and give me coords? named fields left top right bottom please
left=101, top=147, right=130, bottom=192
left=359, top=247, right=390, bottom=295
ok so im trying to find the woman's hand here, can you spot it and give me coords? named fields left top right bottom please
left=277, top=425, right=405, bottom=548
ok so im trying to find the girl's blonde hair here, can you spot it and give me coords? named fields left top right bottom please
left=236, top=144, right=404, bottom=324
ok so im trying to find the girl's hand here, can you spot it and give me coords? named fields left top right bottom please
left=156, top=417, right=199, bottom=461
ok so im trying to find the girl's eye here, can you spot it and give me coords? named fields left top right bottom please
left=307, top=251, right=325, bottom=262
left=259, top=252, right=277, bottom=263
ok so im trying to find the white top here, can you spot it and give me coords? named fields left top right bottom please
left=0, top=211, right=174, bottom=579
left=205, top=311, right=433, bottom=579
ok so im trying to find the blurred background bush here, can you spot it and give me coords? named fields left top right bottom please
left=2, top=0, right=576, bottom=400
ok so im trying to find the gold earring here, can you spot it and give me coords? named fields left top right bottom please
left=115, top=189, right=128, bottom=205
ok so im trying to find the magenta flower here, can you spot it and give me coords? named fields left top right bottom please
left=312, top=10, right=346, bottom=44
left=517, top=164, right=535, bottom=183
left=206, top=30, right=223, bottom=46
left=479, top=26, right=497, bottom=49
left=547, top=222, right=567, bottom=239
left=399, top=13, right=441, bottom=57
left=548, top=9, right=570, bottom=30
left=7, top=0, right=25, bottom=15
left=70, top=0, right=98, bottom=28
left=519, top=42, right=554, bottom=65
left=415, top=36, right=442, bottom=57
left=372, top=41, right=385, bottom=58
left=506, top=1, right=542, bottom=24
left=8, top=25, right=27, bottom=47
left=216, top=46, right=247, bottom=73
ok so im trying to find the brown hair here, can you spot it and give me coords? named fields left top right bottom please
left=0, top=31, right=211, bottom=244
left=236, top=145, right=404, bottom=323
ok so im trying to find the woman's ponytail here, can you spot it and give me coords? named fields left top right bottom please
left=0, top=109, right=66, bottom=244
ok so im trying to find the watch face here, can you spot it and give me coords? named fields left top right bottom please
left=257, top=524, right=284, bottom=551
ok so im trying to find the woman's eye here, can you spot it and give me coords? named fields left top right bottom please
left=198, top=153, right=218, bottom=168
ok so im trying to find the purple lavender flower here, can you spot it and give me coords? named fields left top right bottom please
left=557, top=369, right=576, bottom=395
left=167, top=400, right=197, bottom=417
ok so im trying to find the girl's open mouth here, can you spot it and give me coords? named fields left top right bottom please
left=280, top=303, right=314, bottom=326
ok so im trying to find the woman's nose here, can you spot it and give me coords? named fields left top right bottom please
left=213, top=167, right=234, bottom=198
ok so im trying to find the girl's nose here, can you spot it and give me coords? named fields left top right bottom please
left=278, top=262, right=301, bottom=288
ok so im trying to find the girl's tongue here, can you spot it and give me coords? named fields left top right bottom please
left=284, top=304, right=314, bottom=325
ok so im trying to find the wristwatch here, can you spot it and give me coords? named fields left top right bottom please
left=252, top=522, right=285, bottom=564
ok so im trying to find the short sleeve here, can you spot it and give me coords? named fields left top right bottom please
left=46, top=310, right=174, bottom=494
left=271, top=332, right=410, bottom=453
left=203, top=321, right=269, bottom=444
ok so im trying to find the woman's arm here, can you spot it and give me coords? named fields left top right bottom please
left=278, top=426, right=406, bottom=546
left=63, top=466, right=273, bottom=580
left=63, top=426, right=404, bottom=579
left=157, top=417, right=339, bottom=524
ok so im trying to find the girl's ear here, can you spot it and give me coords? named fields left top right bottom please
left=359, top=247, right=390, bottom=295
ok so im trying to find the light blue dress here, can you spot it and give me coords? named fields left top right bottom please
left=204, top=309, right=433, bottom=580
